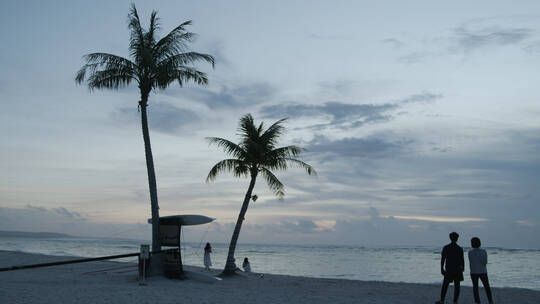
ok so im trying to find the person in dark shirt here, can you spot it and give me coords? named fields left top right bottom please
left=436, top=232, right=464, bottom=304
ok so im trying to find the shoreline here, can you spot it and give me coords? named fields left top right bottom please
left=1, top=250, right=539, bottom=303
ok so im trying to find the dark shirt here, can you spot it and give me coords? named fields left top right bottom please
left=442, top=242, right=464, bottom=275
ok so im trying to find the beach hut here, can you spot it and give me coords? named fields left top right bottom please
left=147, top=214, right=214, bottom=278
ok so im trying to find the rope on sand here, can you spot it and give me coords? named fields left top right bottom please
left=82, top=265, right=137, bottom=275
left=0, top=249, right=177, bottom=272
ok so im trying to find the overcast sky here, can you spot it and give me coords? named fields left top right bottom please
left=1, top=0, right=539, bottom=248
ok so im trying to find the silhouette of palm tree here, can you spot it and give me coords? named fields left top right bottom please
left=75, top=4, right=214, bottom=260
left=206, top=114, right=316, bottom=275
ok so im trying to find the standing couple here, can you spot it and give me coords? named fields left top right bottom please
left=436, top=232, right=494, bottom=304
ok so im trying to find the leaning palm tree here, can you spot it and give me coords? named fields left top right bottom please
left=75, top=4, right=214, bottom=259
left=206, top=114, right=316, bottom=275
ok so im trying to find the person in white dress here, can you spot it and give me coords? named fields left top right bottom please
left=203, top=242, right=212, bottom=270
left=242, top=257, right=251, bottom=272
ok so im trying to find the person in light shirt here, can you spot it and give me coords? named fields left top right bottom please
left=468, top=237, right=494, bottom=304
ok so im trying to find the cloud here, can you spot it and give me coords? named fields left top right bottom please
left=194, top=219, right=335, bottom=242
left=205, top=40, right=232, bottom=67
left=328, top=206, right=540, bottom=248
left=397, top=52, right=432, bottom=64
left=0, top=205, right=149, bottom=239
left=397, top=92, right=442, bottom=104
left=260, top=92, right=441, bottom=130
left=384, top=188, right=438, bottom=194
left=270, top=219, right=322, bottom=234
left=453, top=26, right=534, bottom=52
left=391, top=22, right=537, bottom=63
left=113, top=101, right=199, bottom=135
left=516, top=219, right=536, bottom=227
left=306, top=135, right=411, bottom=160
left=2, top=204, right=539, bottom=248
left=0, top=205, right=87, bottom=232
left=208, top=209, right=493, bottom=246
left=249, top=219, right=338, bottom=235
left=524, top=40, right=540, bottom=53
left=382, top=38, right=406, bottom=49
left=368, top=206, right=381, bottom=219
left=261, top=102, right=395, bottom=126
left=24, top=205, right=47, bottom=213
left=384, top=188, right=508, bottom=200
left=52, top=207, right=81, bottom=218
left=391, top=215, right=488, bottom=223
left=163, top=82, right=275, bottom=109
left=317, top=79, right=355, bottom=95
left=261, top=188, right=389, bottom=208
left=285, top=127, right=540, bottom=247
left=146, top=103, right=199, bottom=133
left=307, top=33, right=348, bottom=40
left=430, top=145, right=453, bottom=153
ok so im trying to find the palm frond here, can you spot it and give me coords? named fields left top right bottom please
left=153, top=21, right=195, bottom=61
left=259, top=168, right=285, bottom=198
left=269, top=145, right=303, bottom=158
left=237, top=114, right=259, bottom=141
left=234, top=164, right=251, bottom=178
left=157, top=52, right=215, bottom=69
left=206, top=159, right=248, bottom=182
left=146, top=10, right=160, bottom=46
left=283, top=158, right=317, bottom=176
left=260, top=117, right=287, bottom=148
left=257, top=122, right=264, bottom=136
left=82, top=53, right=135, bottom=66
left=75, top=53, right=137, bottom=85
left=128, top=4, right=146, bottom=59
left=86, top=68, right=135, bottom=90
left=262, top=146, right=315, bottom=175
left=206, top=137, right=246, bottom=159
left=155, top=66, right=209, bottom=88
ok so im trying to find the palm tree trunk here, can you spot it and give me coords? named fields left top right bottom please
left=139, top=95, right=162, bottom=272
left=222, top=171, right=258, bottom=275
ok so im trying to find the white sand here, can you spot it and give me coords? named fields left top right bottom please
left=1, top=250, right=538, bottom=304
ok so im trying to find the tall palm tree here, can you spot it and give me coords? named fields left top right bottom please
left=75, top=5, right=214, bottom=258
left=206, top=114, right=316, bottom=275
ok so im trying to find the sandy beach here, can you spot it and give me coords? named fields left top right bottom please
left=1, top=250, right=538, bottom=303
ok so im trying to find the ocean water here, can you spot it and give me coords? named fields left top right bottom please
left=1, top=236, right=539, bottom=291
